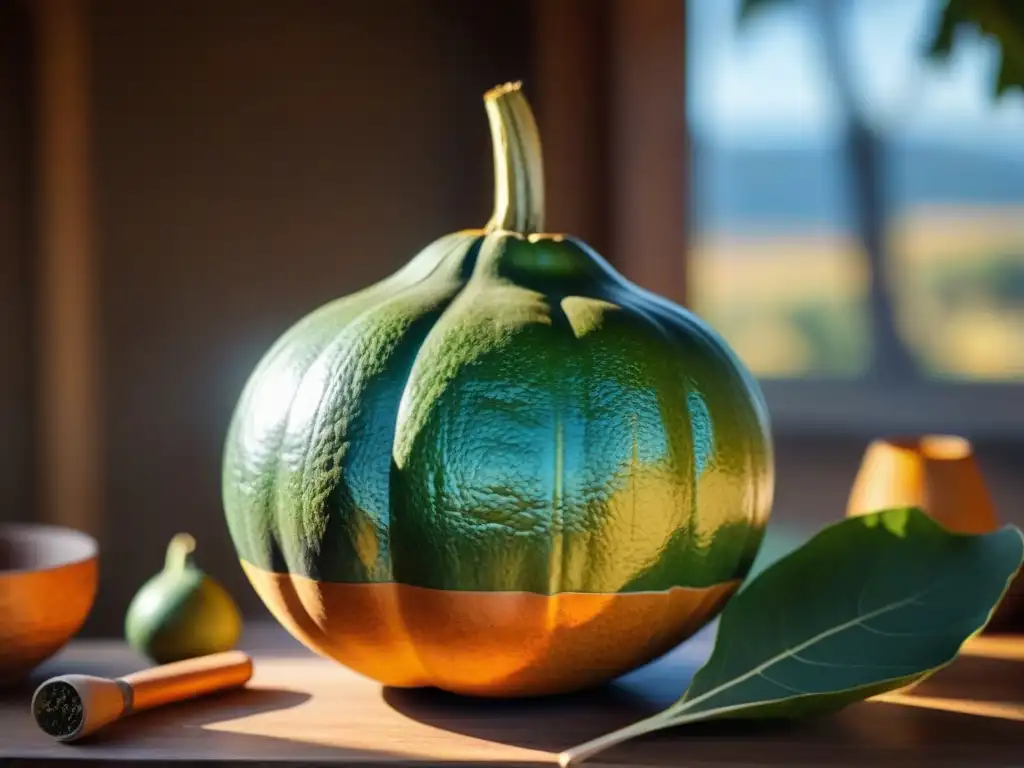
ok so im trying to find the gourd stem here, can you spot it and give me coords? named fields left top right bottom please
left=165, top=532, right=197, bottom=572
left=484, top=81, right=545, bottom=235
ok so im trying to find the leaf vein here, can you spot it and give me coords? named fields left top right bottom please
left=757, top=671, right=807, bottom=695
left=857, top=623, right=957, bottom=639
left=675, top=582, right=941, bottom=715
left=790, top=652, right=918, bottom=671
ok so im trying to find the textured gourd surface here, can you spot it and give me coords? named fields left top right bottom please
left=222, top=230, right=773, bottom=696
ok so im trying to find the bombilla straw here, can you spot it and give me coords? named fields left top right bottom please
left=31, top=649, right=253, bottom=742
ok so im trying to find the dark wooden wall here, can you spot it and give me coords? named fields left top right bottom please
left=4, top=0, right=693, bottom=638
left=84, top=0, right=532, bottom=633
left=0, top=2, right=35, bottom=527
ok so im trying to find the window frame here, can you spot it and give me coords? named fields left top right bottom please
left=534, top=0, right=1024, bottom=439
left=760, top=379, right=1024, bottom=438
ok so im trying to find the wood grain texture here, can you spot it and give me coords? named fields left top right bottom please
left=2, top=622, right=1023, bottom=766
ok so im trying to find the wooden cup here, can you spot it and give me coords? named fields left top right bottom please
left=847, top=434, right=998, bottom=534
left=847, top=434, right=1022, bottom=632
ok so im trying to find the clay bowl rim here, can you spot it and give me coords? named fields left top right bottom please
left=0, top=522, right=98, bottom=576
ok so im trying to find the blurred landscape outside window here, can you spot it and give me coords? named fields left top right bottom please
left=687, top=0, right=1024, bottom=382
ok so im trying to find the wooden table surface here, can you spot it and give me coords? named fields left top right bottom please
left=2, top=622, right=1023, bottom=767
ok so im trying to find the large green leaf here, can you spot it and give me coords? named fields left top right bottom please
left=560, top=508, right=1024, bottom=766
left=925, top=0, right=1024, bottom=96
left=737, top=0, right=788, bottom=22
left=737, top=0, right=1024, bottom=96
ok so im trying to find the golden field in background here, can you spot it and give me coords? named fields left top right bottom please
left=690, top=205, right=1024, bottom=380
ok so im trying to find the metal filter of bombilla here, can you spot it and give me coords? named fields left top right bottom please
left=31, top=650, right=253, bottom=742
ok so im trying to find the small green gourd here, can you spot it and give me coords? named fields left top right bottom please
left=125, top=533, right=242, bottom=663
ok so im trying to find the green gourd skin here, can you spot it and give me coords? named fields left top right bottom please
left=222, top=83, right=773, bottom=598
left=125, top=534, right=242, bottom=664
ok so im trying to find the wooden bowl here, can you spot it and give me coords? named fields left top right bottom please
left=0, top=523, right=98, bottom=686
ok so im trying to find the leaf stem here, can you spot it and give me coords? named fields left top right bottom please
left=558, top=713, right=670, bottom=767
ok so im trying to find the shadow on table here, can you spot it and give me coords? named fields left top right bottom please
left=383, top=681, right=798, bottom=755
left=383, top=634, right=1024, bottom=765
left=380, top=637, right=728, bottom=754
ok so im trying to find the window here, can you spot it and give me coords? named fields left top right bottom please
left=686, top=0, right=1024, bottom=433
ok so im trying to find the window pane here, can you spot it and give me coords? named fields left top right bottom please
left=687, top=0, right=1024, bottom=381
